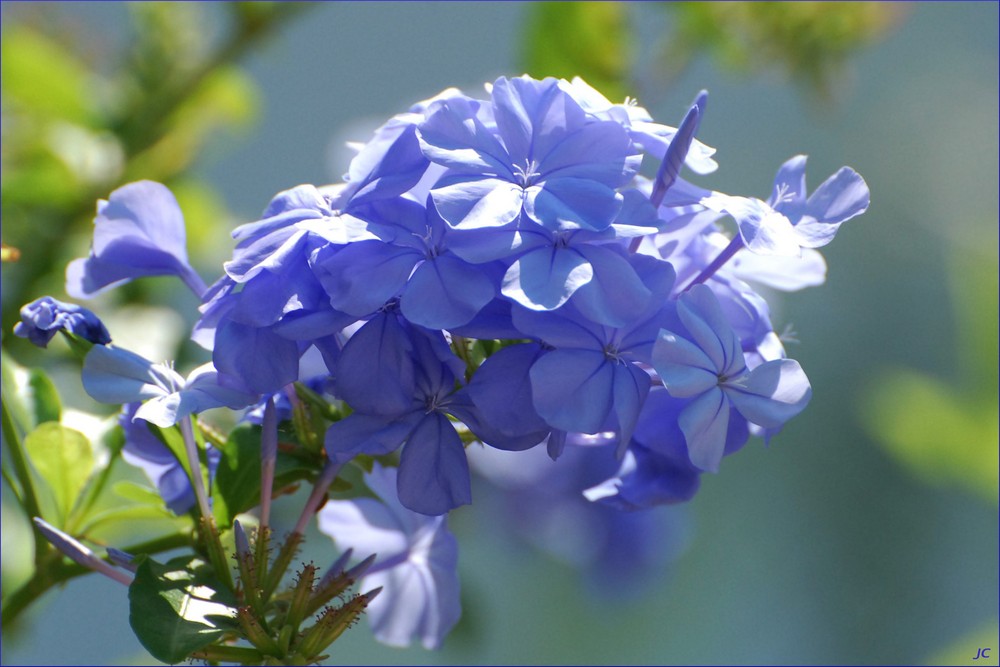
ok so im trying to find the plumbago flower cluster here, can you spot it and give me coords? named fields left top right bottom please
left=12, top=75, right=868, bottom=663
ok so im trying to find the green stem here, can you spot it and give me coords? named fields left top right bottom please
left=189, top=644, right=265, bottom=664
left=1, top=397, right=45, bottom=562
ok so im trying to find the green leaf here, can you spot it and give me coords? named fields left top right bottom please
left=128, top=555, right=237, bottom=664
left=23, top=423, right=94, bottom=527
left=212, top=423, right=319, bottom=526
left=520, top=2, right=632, bottom=102
left=26, top=369, right=61, bottom=426
left=113, top=480, right=171, bottom=508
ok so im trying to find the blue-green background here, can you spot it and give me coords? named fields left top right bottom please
left=1, top=2, right=997, bottom=665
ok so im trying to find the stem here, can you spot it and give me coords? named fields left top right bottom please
left=179, top=418, right=212, bottom=521
left=1, top=397, right=45, bottom=562
left=189, top=644, right=265, bottom=664
left=1, top=531, right=191, bottom=629
left=682, top=234, right=745, bottom=291
left=292, top=461, right=341, bottom=537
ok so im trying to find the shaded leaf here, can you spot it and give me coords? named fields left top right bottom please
left=212, top=423, right=319, bottom=526
left=128, top=555, right=237, bottom=664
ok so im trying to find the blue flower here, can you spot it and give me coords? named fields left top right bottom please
left=66, top=181, right=207, bottom=298
left=82, top=344, right=257, bottom=427
left=651, top=284, right=811, bottom=472
left=418, top=75, right=640, bottom=233
left=325, top=307, right=472, bottom=515
left=312, top=196, right=498, bottom=330
left=705, top=155, right=870, bottom=256
left=511, top=254, right=676, bottom=453
left=14, top=296, right=111, bottom=348
left=317, top=463, right=460, bottom=649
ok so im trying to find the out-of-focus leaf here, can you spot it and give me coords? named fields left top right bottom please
left=926, top=619, right=1000, bottom=666
left=660, top=2, right=905, bottom=98
left=863, top=245, right=999, bottom=504
left=520, top=2, right=632, bottom=102
left=0, top=27, right=99, bottom=124
left=126, top=66, right=259, bottom=181
left=23, top=423, right=95, bottom=527
left=25, top=369, right=62, bottom=427
left=863, top=370, right=998, bottom=503
left=128, top=555, right=237, bottom=664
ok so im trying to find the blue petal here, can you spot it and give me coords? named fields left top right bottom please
left=529, top=348, right=613, bottom=434
left=213, top=320, right=301, bottom=394
left=400, top=255, right=495, bottom=329
left=335, top=312, right=417, bottom=417
left=324, top=412, right=421, bottom=463
left=315, top=240, right=420, bottom=317
left=66, top=181, right=204, bottom=298
left=347, top=124, right=429, bottom=206
left=512, top=304, right=603, bottom=349
left=465, top=343, right=550, bottom=443
left=418, top=96, right=513, bottom=176
left=537, top=120, right=639, bottom=187
left=397, top=413, right=472, bottom=515
left=501, top=245, right=593, bottom=311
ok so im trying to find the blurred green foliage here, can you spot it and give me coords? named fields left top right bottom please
left=862, top=246, right=999, bottom=504
left=658, top=2, right=906, bottom=100
left=520, top=3, right=632, bottom=102
left=1, top=2, right=308, bottom=344
left=521, top=2, right=904, bottom=102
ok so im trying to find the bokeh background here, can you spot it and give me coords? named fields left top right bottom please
left=1, top=2, right=997, bottom=665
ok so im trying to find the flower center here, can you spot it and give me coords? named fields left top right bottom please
left=512, top=158, right=542, bottom=188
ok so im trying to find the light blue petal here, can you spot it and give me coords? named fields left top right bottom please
left=501, top=245, right=593, bottom=311
left=397, top=413, right=472, bottom=515
left=612, top=362, right=651, bottom=457
left=677, top=284, right=745, bottom=376
left=724, top=359, right=812, bottom=428
left=82, top=345, right=179, bottom=405
left=651, top=329, right=718, bottom=398
left=678, top=388, right=730, bottom=473
left=431, top=177, right=525, bottom=230
left=570, top=245, right=652, bottom=327
left=795, top=167, right=871, bottom=248
left=523, top=178, right=623, bottom=231
left=400, top=255, right=495, bottom=329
